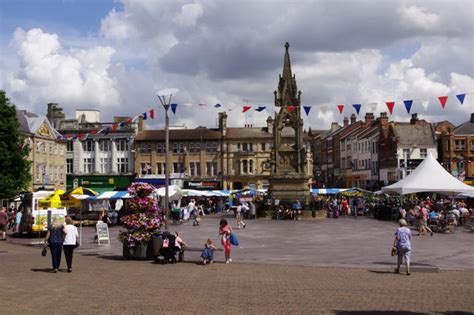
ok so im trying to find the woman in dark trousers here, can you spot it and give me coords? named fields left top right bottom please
left=63, top=216, right=79, bottom=272
left=45, top=218, right=64, bottom=273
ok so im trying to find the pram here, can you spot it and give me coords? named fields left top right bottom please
left=154, top=232, right=181, bottom=264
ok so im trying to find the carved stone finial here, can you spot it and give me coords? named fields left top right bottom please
left=285, top=42, right=289, bottom=49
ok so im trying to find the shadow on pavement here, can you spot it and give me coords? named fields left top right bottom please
left=372, top=261, right=436, bottom=267
left=368, top=270, right=398, bottom=275
left=333, top=311, right=425, bottom=315
left=334, top=311, right=472, bottom=315
left=31, top=268, right=54, bottom=273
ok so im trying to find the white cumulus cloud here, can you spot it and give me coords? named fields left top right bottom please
left=5, top=28, right=120, bottom=114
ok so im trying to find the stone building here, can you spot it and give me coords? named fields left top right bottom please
left=17, top=109, right=66, bottom=191
left=134, top=127, right=222, bottom=189
left=46, top=103, right=138, bottom=191
left=379, top=113, right=437, bottom=184
left=439, top=113, right=474, bottom=184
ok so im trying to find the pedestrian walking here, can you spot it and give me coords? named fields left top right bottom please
left=393, top=219, right=412, bottom=276
left=219, top=218, right=233, bottom=264
left=0, top=207, right=8, bottom=240
left=44, top=217, right=64, bottom=273
left=236, top=204, right=246, bottom=229
left=8, top=208, right=15, bottom=229
left=63, top=216, right=79, bottom=273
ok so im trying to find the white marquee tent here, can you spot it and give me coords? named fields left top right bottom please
left=382, top=153, right=474, bottom=195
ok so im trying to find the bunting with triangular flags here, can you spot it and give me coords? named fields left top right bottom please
left=386, top=101, right=395, bottom=114
left=320, top=105, right=328, bottom=115
left=421, top=100, right=429, bottom=112
left=352, top=104, right=361, bottom=115
left=111, top=124, right=118, bottom=132
left=214, top=104, right=222, bottom=108
left=243, top=106, right=251, bottom=113
left=287, top=106, right=296, bottom=112
left=255, top=106, right=266, bottom=112
left=171, top=103, right=178, bottom=114
left=403, top=100, right=413, bottom=114
left=367, top=103, right=377, bottom=113
left=438, top=96, right=448, bottom=108
left=149, top=109, right=154, bottom=119
left=303, top=106, right=311, bottom=116
left=337, top=104, right=344, bottom=114
left=142, top=112, right=147, bottom=120
left=456, top=94, right=465, bottom=105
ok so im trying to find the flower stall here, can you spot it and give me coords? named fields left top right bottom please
left=119, top=182, right=162, bottom=259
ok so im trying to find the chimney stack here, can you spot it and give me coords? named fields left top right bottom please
left=350, top=114, right=356, bottom=124
left=266, top=116, right=273, bottom=134
left=410, top=113, right=418, bottom=125
left=343, top=117, right=349, bottom=127
left=379, top=112, right=389, bottom=126
left=365, top=112, right=374, bottom=123
left=331, top=122, right=339, bottom=131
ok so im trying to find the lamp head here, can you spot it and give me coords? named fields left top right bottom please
left=156, top=88, right=179, bottom=97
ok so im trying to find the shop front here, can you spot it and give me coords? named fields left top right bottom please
left=184, top=180, right=222, bottom=190
left=67, top=175, right=134, bottom=192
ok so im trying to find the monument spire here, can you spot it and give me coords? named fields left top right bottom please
left=278, top=42, right=298, bottom=107
left=282, top=42, right=292, bottom=82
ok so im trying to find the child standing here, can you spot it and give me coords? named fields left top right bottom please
left=201, top=239, right=216, bottom=265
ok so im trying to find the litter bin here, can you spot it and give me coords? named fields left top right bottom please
left=151, top=235, right=163, bottom=258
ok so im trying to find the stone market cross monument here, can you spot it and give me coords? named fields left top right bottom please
left=268, top=42, right=312, bottom=212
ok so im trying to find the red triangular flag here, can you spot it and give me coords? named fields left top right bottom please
left=386, top=101, right=395, bottom=114
left=243, top=106, right=251, bottom=113
left=149, top=109, right=154, bottom=119
left=90, top=130, right=98, bottom=135
left=438, top=96, right=448, bottom=108
left=287, top=106, right=296, bottom=112
left=337, top=105, right=344, bottom=114
left=126, top=117, right=133, bottom=124
left=112, top=124, right=118, bottom=132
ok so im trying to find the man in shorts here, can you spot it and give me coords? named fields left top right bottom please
left=0, top=207, right=8, bottom=240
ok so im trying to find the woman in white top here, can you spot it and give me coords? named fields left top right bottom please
left=63, top=216, right=79, bottom=273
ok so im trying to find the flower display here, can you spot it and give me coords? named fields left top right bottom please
left=119, top=182, right=162, bottom=247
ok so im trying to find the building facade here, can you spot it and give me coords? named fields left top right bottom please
left=379, top=113, right=438, bottom=184
left=439, top=113, right=474, bottom=184
left=17, top=109, right=67, bottom=191
left=47, top=103, right=138, bottom=191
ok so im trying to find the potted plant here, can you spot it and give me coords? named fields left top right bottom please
left=119, top=182, right=162, bottom=259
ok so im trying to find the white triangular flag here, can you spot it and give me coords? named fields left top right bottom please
left=320, top=105, right=328, bottom=115
left=421, top=100, right=429, bottom=111
left=366, top=102, right=377, bottom=113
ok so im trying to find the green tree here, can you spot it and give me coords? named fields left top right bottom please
left=0, top=90, right=31, bottom=199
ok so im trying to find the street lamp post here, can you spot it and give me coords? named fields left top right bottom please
left=156, top=88, right=178, bottom=230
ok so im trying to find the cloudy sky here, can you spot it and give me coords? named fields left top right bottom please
left=1, top=0, right=473, bottom=130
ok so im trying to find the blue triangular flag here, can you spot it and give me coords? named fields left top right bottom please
left=352, top=104, right=361, bottom=115
left=214, top=103, right=222, bottom=108
left=171, top=103, right=178, bottom=114
left=255, top=106, right=266, bottom=112
left=456, top=93, right=465, bottom=105
left=303, top=106, right=311, bottom=116
left=403, top=100, right=413, bottom=114
left=142, top=112, right=147, bottom=120
left=100, top=127, right=110, bottom=135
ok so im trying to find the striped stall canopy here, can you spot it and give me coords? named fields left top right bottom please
left=311, top=188, right=349, bottom=195
left=95, top=191, right=131, bottom=199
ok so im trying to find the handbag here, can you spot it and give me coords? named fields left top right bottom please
left=391, top=246, right=397, bottom=257
left=74, top=241, right=80, bottom=249
left=229, top=232, right=239, bottom=246
left=41, top=245, right=48, bottom=257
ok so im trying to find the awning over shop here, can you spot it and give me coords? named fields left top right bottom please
left=95, top=191, right=131, bottom=199
left=311, top=188, right=349, bottom=195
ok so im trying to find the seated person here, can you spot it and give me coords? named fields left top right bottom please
left=201, top=239, right=216, bottom=265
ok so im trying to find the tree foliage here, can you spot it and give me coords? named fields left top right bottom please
left=0, top=90, right=31, bottom=199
